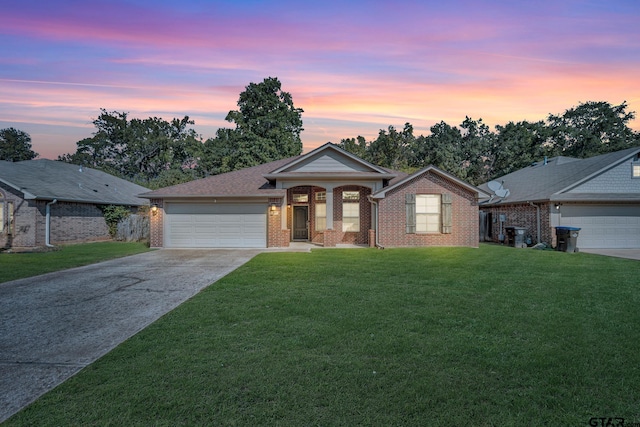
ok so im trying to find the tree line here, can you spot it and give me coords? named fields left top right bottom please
left=1, top=76, right=638, bottom=188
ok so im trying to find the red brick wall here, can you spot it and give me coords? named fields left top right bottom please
left=48, top=202, right=111, bottom=244
left=377, top=171, right=479, bottom=247
left=149, top=198, right=164, bottom=248
left=0, top=184, right=38, bottom=248
left=267, top=198, right=289, bottom=247
left=1, top=183, right=117, bottom=249
left=481, top=202, right=553, bottom=245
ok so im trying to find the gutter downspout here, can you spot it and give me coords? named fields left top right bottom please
left=45, top=199, right=58, bottom=247
left=528, top=201, right=541, bottom=244
left=368, top=196, right=384, bottom=249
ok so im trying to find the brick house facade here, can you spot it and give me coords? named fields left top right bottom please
left=143, top=143, right=487, bottom=249
left=1, top=160, right=148, bottom=250
left=478, top=147, right=640, bottom=249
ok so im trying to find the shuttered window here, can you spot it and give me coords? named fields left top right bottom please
left=406, top=193, right=452, bottom=234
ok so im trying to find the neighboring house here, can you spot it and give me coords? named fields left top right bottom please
left=478, top=146, right=640, bottom=249
left=0, top=159, right=149, bottom=249
left=141, top=143, right=487, bottom=249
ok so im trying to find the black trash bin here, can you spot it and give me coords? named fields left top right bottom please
left=555, top=226, right=581, bottom=252
left=505, top=226, right=527, bottom=248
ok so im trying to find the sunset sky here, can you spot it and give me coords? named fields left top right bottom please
left=1, top=0, right=639, bottom=159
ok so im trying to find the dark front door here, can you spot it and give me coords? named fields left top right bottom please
left=293, top=206, right=309, bottom=240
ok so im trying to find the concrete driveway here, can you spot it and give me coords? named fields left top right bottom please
left=580, top=248, right=640, bottom=261
left=0, top=249, right=262, bottom=423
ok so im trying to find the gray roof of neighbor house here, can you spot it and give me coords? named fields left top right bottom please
left=0, top=159, right=150, bottom=206
left=479, top=146, right=640, bottom=205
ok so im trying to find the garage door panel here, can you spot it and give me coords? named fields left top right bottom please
left=561, top=205, right=640, bottom=249
left=165, top=202, right=267, bottom=248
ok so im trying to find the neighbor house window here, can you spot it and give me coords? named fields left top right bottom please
left=6, top=201, right=13, bottom=235
left=416, top=194, right=441, bottom=233
left=633, top=163, right=640, bottom=178
left=342, top=191, right=360, bottom=232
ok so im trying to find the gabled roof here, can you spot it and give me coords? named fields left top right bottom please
left=142, top=143, right=405, bottom=200
left=0, top=159, right=150, bottom=205
left=263, top=142, right=397, bottom=180
left=479, top=146, right=640, bottom=205
left=372, top=165, right=489, bottom=199
left=140, top=156, right=297, bottom=199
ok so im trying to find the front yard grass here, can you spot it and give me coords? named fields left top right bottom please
left=0, top=241, right=151, bottom=283
left=5, top=245, right=640, bottom=426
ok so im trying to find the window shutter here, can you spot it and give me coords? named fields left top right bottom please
left=442, top=193, right=452, bottom=234
left=405, top=194, right=416, bottom=234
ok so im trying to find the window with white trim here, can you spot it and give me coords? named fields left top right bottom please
left=633, top=163, right=640, bottom=178
left=315, top=203, right=326, bottom=231
left=406, top=193, right=452, bottom=234
left=416, top=194, right=441, bottom=233
left=342, top=191, right=360, bottom=232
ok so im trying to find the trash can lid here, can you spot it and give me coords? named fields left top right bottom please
left=556, top=226, right=581, bottom=231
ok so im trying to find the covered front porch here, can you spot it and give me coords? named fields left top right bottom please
left=279, top=184, right=374, bottom=247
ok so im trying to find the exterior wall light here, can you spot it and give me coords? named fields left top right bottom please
left=151, top=204, right=158, bottom=215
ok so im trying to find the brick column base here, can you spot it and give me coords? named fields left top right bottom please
left=324, top=229, right=338, bottom=247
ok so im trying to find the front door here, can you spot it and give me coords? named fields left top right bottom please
left=293, top=206, right=309, bottom=240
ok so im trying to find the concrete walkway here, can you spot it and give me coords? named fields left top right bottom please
left=0, top=249, right=262, bottom=423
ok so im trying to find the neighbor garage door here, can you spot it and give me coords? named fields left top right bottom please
left=560, top=205, right=640, bottom=249
left=164, top=202, right=267, bottom=248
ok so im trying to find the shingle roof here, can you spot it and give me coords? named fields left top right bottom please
left=0, top=159, right=150, bottom=206
left=479, top=146, right=640, bottom=205
left=140, top=156, right=299, bottom=198
left=140, top=149, right=410, bottom=200
left=372, top=165, right=489, bottom=199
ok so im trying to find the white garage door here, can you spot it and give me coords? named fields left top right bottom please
left=165, top=202, right=267, bottom=248
left=561, top=205, right=640, bottom=249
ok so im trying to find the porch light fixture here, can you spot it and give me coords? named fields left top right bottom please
left=151, top=204, right=158, bottom=215
left=269, top=203, right=279, bottom=216
left=555, top=204, right=560, bottom=210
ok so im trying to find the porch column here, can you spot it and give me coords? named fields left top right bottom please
left=325, top=185, right=334, bottom=230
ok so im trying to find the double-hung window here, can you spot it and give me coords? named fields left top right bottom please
left=315, top=192, right=326, bottom=231
left=416, top=194, right=441, bottom=233
left=406, top=193, right=452, bottom=234
left=342, top=191, right=360, bottom=232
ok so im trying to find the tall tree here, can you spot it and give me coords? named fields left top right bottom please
left=216, top=77, right=304, bottom=169
left=338, top=136, right=368, bottom=161
left=0, top=128, right=38, bottom=161
left=489, top=121, right=551, bottom=178
left=547, top=101, right=637, bottom=158
left=416, top=121, right=464, bottom=178
left=367, top=123, right=415, bottom=170
left=59, top=109, right=202, bottom=186
left=459, top=117, right=495, bottom=185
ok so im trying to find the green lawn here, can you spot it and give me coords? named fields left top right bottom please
left=5, top=245, right=640, bottom=426
left=0, top=241, right=151, bottom=283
